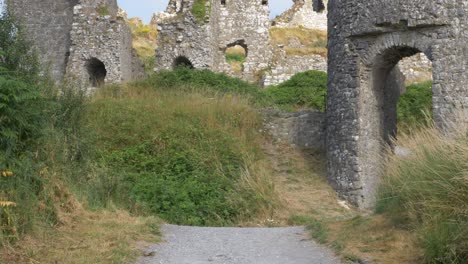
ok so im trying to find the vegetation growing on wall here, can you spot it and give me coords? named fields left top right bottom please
left=191, top=0, right=209, bottom=24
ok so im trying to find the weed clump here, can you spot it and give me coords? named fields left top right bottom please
left=376, top=127, right=468, bottom=263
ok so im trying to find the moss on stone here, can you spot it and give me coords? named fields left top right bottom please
left=97, top=4, right=109, bottom=16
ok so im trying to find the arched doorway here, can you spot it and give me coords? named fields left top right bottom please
left=225, top=43, right=247, bottom=76
left=86, top=58, right=107, bottom=87
left=173, top=56, right=194, bottom=69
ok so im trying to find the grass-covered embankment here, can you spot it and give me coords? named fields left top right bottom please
left=85, top=75, right=280, bottom=226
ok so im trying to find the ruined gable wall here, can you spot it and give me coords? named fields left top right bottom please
left=327, top=0, right=467, bottom=208
left=154, top=0, right=215, bottom=70
left=211, top=0, right=272, bottom=81
left=66, top=0, right=145, bottom=86
left=7, top=0, right=79, bottom=81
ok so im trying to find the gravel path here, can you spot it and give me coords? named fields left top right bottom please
left=136, top=224, right=341, bottom=264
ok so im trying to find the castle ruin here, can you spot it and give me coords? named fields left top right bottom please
left=154, top=0, right=272, bottom=82
left=327, top=0, right=468, bottom=208
left=7, top=0, right=145, bottom=87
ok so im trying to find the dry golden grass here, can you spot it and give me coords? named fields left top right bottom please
left=261, top=138, right=424, bottom=262
left=1, top=207, right=160, bottom=264
left=270, top=27, right=328, bottom=57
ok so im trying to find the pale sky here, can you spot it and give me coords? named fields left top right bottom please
left=117, top=0, right=292, bottom=23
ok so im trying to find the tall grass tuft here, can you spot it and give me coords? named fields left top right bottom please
left=376, top=124, right=468, bottom=263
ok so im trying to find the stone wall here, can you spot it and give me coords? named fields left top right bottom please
left=66, top=0, right=145, bottom=88
left=262, top=51, right=327, bottom=86
left=327, top=0, right=468, bottom=208
left=8, top=0, right=144, bottom=87
left=264, top=110, right=326, bottom=150
left=7, top=0, right=79, bottom=81
left=272, top=0, right=328, bottom=31
left=154, top=0, right=272, bottom=82
left=398, top=53, right=433, bottom=84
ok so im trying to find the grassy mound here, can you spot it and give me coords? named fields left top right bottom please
left=376, top=127, right=468, bottom=263
left=84, top=84, right=279, bottom=226
left=265, top=70, right=327, bottom=111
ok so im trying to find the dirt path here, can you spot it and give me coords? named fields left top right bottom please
left=137, top=224, right=341, bottom=264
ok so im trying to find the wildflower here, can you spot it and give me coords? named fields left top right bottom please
left=1, top=171, right=13, bottom=177
left=0, top=201, right=17, bottom=207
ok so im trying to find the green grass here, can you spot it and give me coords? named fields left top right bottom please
left=398, top=81, right=433, bottom=130
left=265, top=70, right=328, bottom=111
left=376, top=127, right=468, bottom=263
left=83, top=84, right=279, bottom=226
left=225, top=53, right=246, bottom=63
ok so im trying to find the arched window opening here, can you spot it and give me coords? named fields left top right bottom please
left=86, top=58, right=107, bottom=87
left=173, top=56, right=194, bottom=69
left=221, top=0, right=226, bottom=6
left=225, top=41, right=247, bottom=76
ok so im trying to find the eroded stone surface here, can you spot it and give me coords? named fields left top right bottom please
left=8, top=0, right=145, bottom=87
left=327, top=0, right=468, bottom=208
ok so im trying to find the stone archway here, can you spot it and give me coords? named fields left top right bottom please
left=86, top=57, right=107, bottom=87
left=326, top=1, right=467, bottom=209
left=224, top=40, right=248, bottom=78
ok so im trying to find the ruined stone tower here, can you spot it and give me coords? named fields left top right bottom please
left=7, top=0, right=144, bottom=86
left=327, top=0, right=468, bottom=208
left=154, top=0, right=272, bottom=82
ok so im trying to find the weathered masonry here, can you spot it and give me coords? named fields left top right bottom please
left=7, top=0, right=144, bottom=87
left=327, top=0, right=468, bottom=208
left=154, top=0, right=272, bottom=82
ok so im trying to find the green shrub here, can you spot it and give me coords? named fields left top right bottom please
left=135, top=67, right=270, bottom=105
left=191, top=0, right=209, bottom=24
left=266, top=70, right=328, bottom=111
left=376, top=128, right=468, bottom=263
left=398, top=81, right=433, bottom=129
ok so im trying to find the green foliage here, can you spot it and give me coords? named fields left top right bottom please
left=84, top=84, right=272, bottom=226
left=225, top=53, right=246, bottom=63
left=0, top=11, right=89, bottom=244
left=191, top=0, right=208, bottom=24
left=265, top=70, right=328, bottom=111
left=397, top=81, right=433, bottom=129
left=376, top=131, right=468, bottom=263
left=135, top=67, right=270, bottom=105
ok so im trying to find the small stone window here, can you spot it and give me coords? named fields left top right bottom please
left=173, top=56, right=194, bottom=69
left=262, top=0, right=268, bottom=5
left=221, top=0, right=226, bottom=6
left=86, top=58, right=107, bottom=87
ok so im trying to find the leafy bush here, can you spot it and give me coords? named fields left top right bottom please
left=0, top=11, right=89, bottom=244
left=398, top=81, right=432, bottom=129
left=376, top=128, right=468, bottom=263
left=265, top=70, right=328, bottom=111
